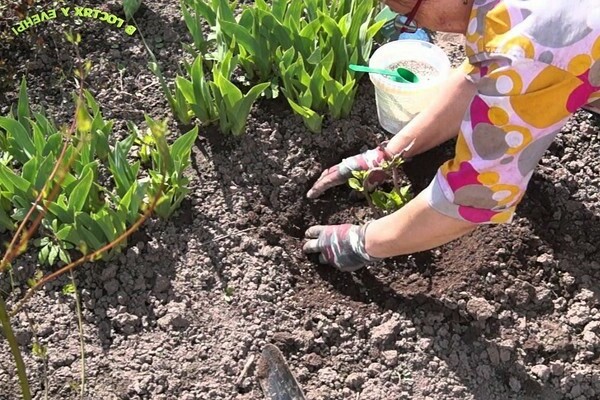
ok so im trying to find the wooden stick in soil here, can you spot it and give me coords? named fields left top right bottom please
left=0, top=296, right=32, bottom=400
left=70, top=271, right=86, bottom=400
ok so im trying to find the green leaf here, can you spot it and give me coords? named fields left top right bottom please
left=96, top=211, right=117, bottom=242
left=76, top=212, right=109, bottom=244
left=69, top=168, right=93, bottom=212
left=287, top=98, right=322, bottom=134
left=176, top=76, right=194, bottom=104
left=123, top=0, right=142, bottom=20
left=219, top=21, right=259, bottom=60
left=171, top=127, right=198, bottom=167
left=0, top=206, right=14, bottom=230
left=47, top=201, right=73, bottom=224
left=348, top=178, right=363, bottom=192
left=62, top=282, right=75, bottom=295
left=371, top=190, right=388, bottom=210
left=0, top=116, right=35, bottom=163
left=43, top=132, right=63, bottom=157
left=0, top=164, right=31, bottom=193
left=56, top=225, right=74, bottom=241
left=48, top=245, right=59, bottom=265
left=31, top=121, right=45, bottom=157
left=17, top=76, right=31, bottom=133
left=231, top=82, right=269, bottom=136
left=59, top=248, right=71, bottom=264
left=74, top=214, right=104, bottom=251
left=38, top=245, right=50, bottom=264
left=34, top=155, right=55, bottom=191
left=21, top=157, right=38, bottom=185
left=76, top=101, right=92, bottom=134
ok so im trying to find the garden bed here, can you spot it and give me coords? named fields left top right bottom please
left=1, top=1, right=600, bottom=399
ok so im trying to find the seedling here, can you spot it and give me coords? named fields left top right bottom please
left=348, top=140, right=415, bottom=214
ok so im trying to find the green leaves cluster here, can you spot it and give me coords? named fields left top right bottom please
left=0, top=79, right=197, bottom=265
left=176, top=0, right=385, bottom=133
left=174, top=52, right=269, bottom=136
left=348, top=156, right=412, bottom=213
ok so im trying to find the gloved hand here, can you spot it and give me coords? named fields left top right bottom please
left=306, top=144, right=391, bottom=199
left=302, top=223, right=381, bottom=272
left=306, top=139, right=415, bottom=199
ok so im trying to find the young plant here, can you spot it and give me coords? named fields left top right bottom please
left=175, top=54, right=219, bottom=125
left=348, top=141, right=415, bottom=214
left=140, top=116, right=198, bottom=218
left=210, top=53, right=270, bottom=136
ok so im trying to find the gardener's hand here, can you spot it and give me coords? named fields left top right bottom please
left=302, top=223, right=381, bottom=272
left=306, top=145, right=391, bottom=199
left=307, top=139, right=415, bottom=199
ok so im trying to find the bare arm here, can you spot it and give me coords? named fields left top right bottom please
left=364, top=69, right=479, bottom=258
left=385, top=68, right=477, bottom=157
left=364, top=191, right=476, bottom=258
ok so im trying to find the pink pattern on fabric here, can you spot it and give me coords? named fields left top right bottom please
left=458, top=205, right=499, bottom=223
left=567, top=71, right=600, bottom=112
left=446, top=162, right=481, bottom=192
left=470, top=96, right=491, bottom=129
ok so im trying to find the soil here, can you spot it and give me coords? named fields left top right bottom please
left=1, top=2, right=600, bottom=400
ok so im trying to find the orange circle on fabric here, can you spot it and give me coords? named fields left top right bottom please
left=488, top=106, right=510, bottom=126
left=484, top=3, right=511, bottom=38
left=478, top=172, right=500, bottom=185
left=567, top=54, right=593, bottom=76
left=496, top=36, right=535, bottom=59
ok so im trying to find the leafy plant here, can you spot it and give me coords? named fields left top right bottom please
left=175, top=52, right=269, bottom=135
left=179, top=0, right=385, bottom=133
left=140, top=116, right=198, bottom=218
left=0, top=80, right=197, bottom=264
left=348, top=143, right=414, bottom=214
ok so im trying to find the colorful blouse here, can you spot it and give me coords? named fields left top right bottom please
left=424, top=0, right=600, bottom=224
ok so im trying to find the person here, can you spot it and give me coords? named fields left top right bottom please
left=303, top=0, right=600, bottom=271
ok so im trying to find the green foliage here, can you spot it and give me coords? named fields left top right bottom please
left=179, top=0, right=385, bottom=133
left=149, top=61, right=192, bottom=125
left=348, top=155, right=412, bottom=214
left=0, top=80, right=196, bottom=265
left=123, top=0, right=143, bottom=21
left=175, top=52, right=269, bottom=135
left=140, top=116, right=198, bottom=218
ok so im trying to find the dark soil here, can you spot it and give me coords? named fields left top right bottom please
left=1, top=3, right=599, bottom=400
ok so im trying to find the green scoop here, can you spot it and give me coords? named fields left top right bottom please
left=349, top=63, right=419, bottom=83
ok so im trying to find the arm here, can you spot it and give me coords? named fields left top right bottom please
left=364, top=191, right=476, bottom=258
left=384, top=68, right=477, bottom=158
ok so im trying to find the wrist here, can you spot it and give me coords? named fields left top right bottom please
left=363, top=220, right=388, bottom=259
left=383, top=136, right=417, bottom=159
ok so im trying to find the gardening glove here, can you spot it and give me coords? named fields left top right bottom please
left=306, top=144, right=391, bottom=199
left=306, top=139, right=415, bottom=199
left=302, top=223, right=382, bottom=272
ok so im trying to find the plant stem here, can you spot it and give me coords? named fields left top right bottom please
left=70, top=271, right=86, bottom=399
left=0, top=296, right=32, bottom=400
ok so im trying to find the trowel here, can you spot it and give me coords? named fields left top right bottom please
left=257, top=344, right=306, bottom=400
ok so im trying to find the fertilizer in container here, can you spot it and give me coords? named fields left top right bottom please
left=369, top=40, right=451, bottom=134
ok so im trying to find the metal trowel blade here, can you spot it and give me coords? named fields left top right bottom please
left=257, top=344, right=306, bottom=400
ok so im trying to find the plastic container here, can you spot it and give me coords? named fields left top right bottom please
left=369, top=40, right=451, bottom=134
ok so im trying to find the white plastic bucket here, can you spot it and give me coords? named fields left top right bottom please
left=369, top=40, right=451, bottom=134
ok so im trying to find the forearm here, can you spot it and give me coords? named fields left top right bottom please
left=364, top=191, right=477, bottom=258
left=385, top=68, right=477, bottom=157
